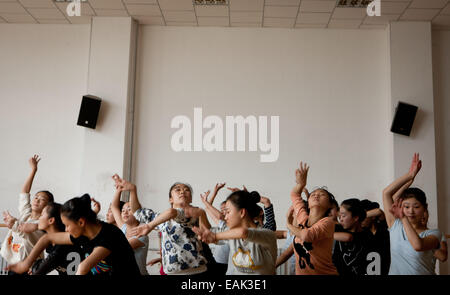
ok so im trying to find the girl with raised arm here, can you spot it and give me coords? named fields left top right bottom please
left=287, top=161, right=338, bottom=275
left=383, top=153, right=442, bottom=275
left=1, top=155, right=53, bottom=271
left=7, top=194, right=140, bottom=276
left=193, top=190, right=277, bottom=275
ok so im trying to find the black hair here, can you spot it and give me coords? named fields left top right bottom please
left=61, top=193, right=98, bottom=223
left=360, top=199, right=380, bottom=211
left=226, top=190, right=261, bottom=219
left=46, top=202, right=65, bottom=232
left=119, top=201, right=126, bottom=211
left=330, top=198, right=339, bottom=210
left=401, top=187, right=428, bottom=210
left=37, top=190, right=54, bottom=204
left=341, top=198, right=367, bottom=222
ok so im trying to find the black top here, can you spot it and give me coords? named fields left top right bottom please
left=370, top=225, right=391, bottom=275
left=70, top=221, right=140, bottom=276
left=332, top=229, right=375, bottom=276
left=31, top=244, right=84, bottom=275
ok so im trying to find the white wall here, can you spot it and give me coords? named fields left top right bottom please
left=0, top=24, right=91, bottom=241
left=132, top=26, right=392, bottom=239
left=432, top=29, right=450, bottom=276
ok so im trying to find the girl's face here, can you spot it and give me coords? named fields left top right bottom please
left=106, top=205, right=115, bottom=224
left=169, top=184, right=192, bottom=206
left=31, top=192, right=50, bottom=213
left=61, top=215, right=84, bottom=238
left=339, top=206, right=359, bottom=230
left=224, top=200, right=243, bottom=229
left=121, top=202, right=136, bottom=224
left=402, top=197, right=425, bottom=224
left=38, top=206, right=50, bottom=231
left=308, top=189, right=331, bottom=210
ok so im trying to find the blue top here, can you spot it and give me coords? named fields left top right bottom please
left=389, top=219, right=441, bottom=275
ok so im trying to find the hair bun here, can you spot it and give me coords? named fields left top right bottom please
left=79, top=193, right=91, bottom=207
left=249, top=191, right=261, bottom=204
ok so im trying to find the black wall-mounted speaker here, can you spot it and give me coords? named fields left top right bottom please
left=77, top=95, right=102, bottom=129
left=390, top=101, right=418, bottom=136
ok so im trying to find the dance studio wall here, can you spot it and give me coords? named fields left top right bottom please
left=0, top=24, right=91, bottom=242
left=132, top=26, right=393, bottom=236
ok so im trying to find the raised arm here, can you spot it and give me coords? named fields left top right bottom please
left=6, top=232, right=72, bottom=274
left=21, top=155, right=40, bottom=194
left=200, top=191, right=224, bottom=224
left=113, top=174, right=141, bottom=213
left=291, top=162, right=309, bottom=225
left=208, top=182, right=226, bottom=205
left=400, top=210, right=439, bottom=252
left=383, top=153, right=421, bottom=228
left=276, top=243, right=294, bottom=268
left=111, top=188, right=125, bottom=229
left=434, top=240, right=448, bottom=262
left=261, top=196, right=276, bottom=231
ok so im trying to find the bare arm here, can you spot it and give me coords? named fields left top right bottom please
left=434, top=241, right=447, bottom=262
left=275, top=230, right=287, bottom=239
left=401, top=216, right=439, bottom=252
left=276, top=243, right=294, bottom=268
left=6, top=232, right=72, bottom=274
left=200, top=191, right=224, bottom=224
left=208, top=182, right=226, bottom=205
left=21, top=155, right=40, bottom=194
left=383, top=153, right=421, bottom=228
left=112, top=174, right=141, bottom=213
left=129, top=208, right=178, bottom=238
left=76, top=247, right=111, bottom=275
left=111, top=189, right=125, bottom=229
left=334, top=232, right=353, bottom=242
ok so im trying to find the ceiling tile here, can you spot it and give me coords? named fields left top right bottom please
left=166, top=21, right=197, bottom=26
left=132, top=15, right=164, bottom=24
left=380, top=1, right=410, bottom=14
left=432, top=14, right=450, bottom=25
left=55, top=3, right=95, bottom=16
left=37, top=18, right=70, bottom=24
left=88, top=0, right=125, bottom=10
left=19, top=0, right=54, bottom=8
left=28, top=8, right=65, bottom=19
left=126, top=4, right=161, bottom=16
left=300, top=0, right=336, bottom=13
left=364, top=14, right=400, bottom=24
left=0, top=13, right=36, bottom=23
left=230, top=11, right=262, bottom=23
left=198, top=16, right=229, bottom=26
left=332, top=7, right=366, bottom=19
left=230, top=0, right=264, bottom=11
left=295, top=23, right=327, bottom=28
left=195, top=5, right=228, bottom=17
left=163, top=10, right=196, bottom=22
left=231, top=22, right=261, bottom=27
left=441, top=3, right=450, bottom=15
left=400, top=8, right=440, bottom=20
left=264, top=6, right=299, bottom=18
left=297, top=12, right=331, bottom=24
left=263, top=17, right=295, bottom=27
left=328, top=19, right=362, bottom=29
left=409, top=0, right=448, bottom=9
left=0, top=2, right=27, bottom=13
left=123, top=0, right=157, bottom=4
left=95, top=9, right=129, bottom=17
left=159, top=0, right=194, bottom=11
left=265, top=0, right=300, bottom=6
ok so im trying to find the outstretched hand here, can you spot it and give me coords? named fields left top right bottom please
left=29, top=155, right=40, bottom=171
left=214, top=183, right=226, bottom=192
left=200, top=191, right=211, bottom=205
left=192, top=226, right=216, bottom=244
left=3, top=211, right=17, bottom=229
left=295, top=161, right=309, bottom=187
left=112, top=174, right=136, bottom=192
left=129, top=224, right=152, bottom=238
left=389, top=198, right=404, bottom=219
left=408, top=153, right=422, bottom=179
left=227, top=185, right=248, bottom=193
left=91, top=198, right=101, bottom=214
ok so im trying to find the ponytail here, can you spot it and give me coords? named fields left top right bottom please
left=61, top=193, right=97, bottom=223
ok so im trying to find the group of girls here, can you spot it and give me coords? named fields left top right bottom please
left=1, top=153, right=448, bottom=275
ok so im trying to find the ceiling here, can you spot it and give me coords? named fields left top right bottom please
left=0, top=0, right=449, bottom=30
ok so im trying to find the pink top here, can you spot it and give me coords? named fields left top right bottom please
left=291, top=191, right=338, bottom=275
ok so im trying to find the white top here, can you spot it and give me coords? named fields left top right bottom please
left=120, top=223, right=149, bottom=275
